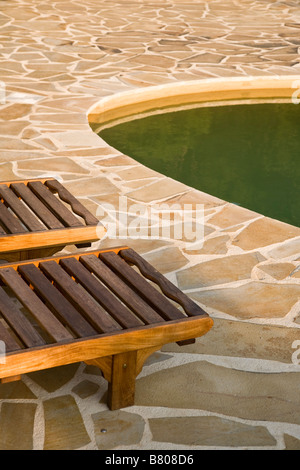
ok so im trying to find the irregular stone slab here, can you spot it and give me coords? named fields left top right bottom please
left=135, top=361, right=300, bottom=424
left=126, top=178, right=188, bottom=203
left=0, top=162, right=17, bottom=181
left=163, top=318, right=300, bottom=363
left=0, top=380, right=36, bottom=399
left=283, top=434, right=300, bottom=450
left=184, top=235, right=230, bottom=255
left=177, top=252, right=265, bottom=289
left=18, top=157, right=90, bottom=174
left=72, top=380, right=99, bottom=399
left=149, top=415, right=276, bottom=447
left=144, top=247, right=189, bottom=274
left=232, top=218, right=300, bottom=250
left=43, top=395, right=90, bottom=450
left=92, top=410, right=145, bottom=449
left=116, top=166, right=162, bottom=181
left=163, top=189, right=224, bottom=209
left=267, top=238, right=300, bottom=260
left=259, top=263, right=296, bottom=280
left=64, top=176, right=117, bottom=197
left=0, top=103, right=32, bottom=120
left=0, top=403, right=37, bottom=450
left=208, top=204, right=259, bottom=229
left=29, top=364, right=80, bottom=393
left=191, top=281, right=300, bottom=319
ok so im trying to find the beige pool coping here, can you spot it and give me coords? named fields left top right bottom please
left=0, top=0, right=300, bottom=450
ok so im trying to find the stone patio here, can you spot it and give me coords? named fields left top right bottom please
left=0, top=0, right=300, bottom=450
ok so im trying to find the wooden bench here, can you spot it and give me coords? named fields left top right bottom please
left=0, top=246, right=213, bottom=410
left=0, top=178, right=104, bottom=262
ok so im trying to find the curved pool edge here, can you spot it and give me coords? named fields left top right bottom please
left=87, top=75, right=300, bottom=233
left=87, top=75, right=300, bottom=127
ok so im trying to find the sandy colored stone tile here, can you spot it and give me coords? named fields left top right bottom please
left=166, top=189, right=225, bottom=209
left=0, top=137, right=38, bottom=151
left=28, top=364, right=80, bottom=393
left=184, top=235, right=229, bottom=255
left=208, top=204, right=259, bottom=229
left=177, top=252, right=265, bottom=289
left=49, top=130, right=102, bottom=148
left=143, top=246, right=189, bottom=273
left=0, top=121, right=28, bottom=136
left=126, top=178, right=188, bottom=202
left=267, top=238, right=300, bottom=260
left=18, top=157, right=89, bottom=174
left=92, top=410, right=145, bottom=450
left=0, top=162, right=17, bottom=181
left=163, top=318, right=300, bottom=363
left=72, top=380, right=99, bottom=399
left=0, top=403, right=37, bottom=450
left=131, top=54, right=176, bottom=68
left=0, top=380, right=36, bottom=399
left=136, top=361, right=300, bottom=424
left=115, top=166, right=163, bottom=181
left=191, top=281, right=300, bottom=319
left=43, top=395, right=90, bottom=450
left=0, top=103, right=32, bottom=120
left=259, top=262, right=296, bottom=280
left=149, top=416, right=276, bottom=447
left=95, top=155, right=136, bottom=167
left=284, top=434, right=300, bottom=450
left=64, top=176, right=118, bottom=197
left=232, top=218, right=300, bottom=250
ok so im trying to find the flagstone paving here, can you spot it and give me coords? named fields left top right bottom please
left=0, top=0, right=299, bottom=450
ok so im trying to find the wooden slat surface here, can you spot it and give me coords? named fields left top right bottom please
left=99, top=251, right=185, bottom=321
left=119, top=248, right=208, bottom=317
left=0, top=267, right=72, bottom=343
left=0, top=286, right=46, bottom=348
left=0, top=320, right=22, bottom=352
left=0, top=247, right=212, bottom=364
left=10, top=182, right=64, bottom=230
left=0, top=202, right=27, bottom=234
left=18, top=263, right=97, bottom=338
left=28, top=181, right=83, bottom=228
left=60, top=257, right=142, bottom=329
left=45, top=180, right=99, bottom=226
left=81, top=254, right=164, bottom=325
left=39, top=260, right=120, bottom=334
left=0, top=185, right=45, bottom=232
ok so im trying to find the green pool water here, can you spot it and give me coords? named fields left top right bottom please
left=99, top=103, right=300, bottom=227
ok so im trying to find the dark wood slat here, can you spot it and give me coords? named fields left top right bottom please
left=0, top=267, right=72, bottom=343
left=118, top=248, right=208, bottom=317
left=0, top=185, right=46, bottom=232
left=39, top=260, right=121, bottom=334
left=0, top=223, right=6, bottom=235
left=10, top=183, right=64, bottom=230
left=81, top=254, right=164, bottom=325
left=99, top=251, right=185, bottom=321
left=0, top=320, right=22, bottom=352
left=28, top=181, right=84, bottom=228
left=18, top=263, right=97, bottom=338
left=0, top=286, right=46, bottom=348
left=60, top=257, right=142, bottom=329
left=0, top=202, right=27, bottom=234
left=45, top=180, right=99, bottom=226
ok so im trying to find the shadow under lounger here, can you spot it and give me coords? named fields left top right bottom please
left=0, top=246, right=213, bottom=410
left=0, top=178, right=104, bottom=262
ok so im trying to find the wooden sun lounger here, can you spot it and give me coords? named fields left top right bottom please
left=0, top=178, right=105, bottom=262
left=0, top=246, right=213, bottom=410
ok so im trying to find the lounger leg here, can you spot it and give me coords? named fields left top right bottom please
left=107, top=351, right=137, bottom=410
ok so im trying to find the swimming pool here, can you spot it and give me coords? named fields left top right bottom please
left=99, top=102, right=300, bottom=228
